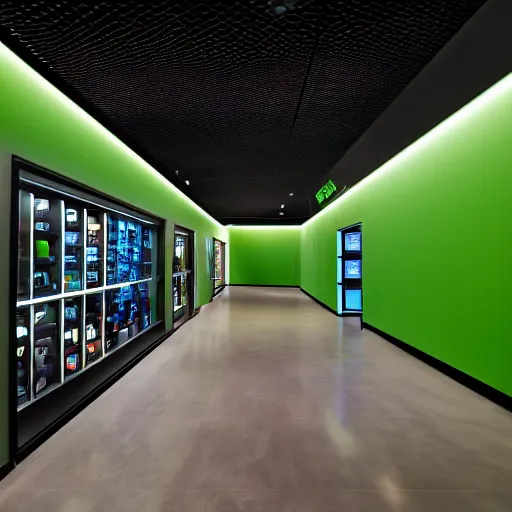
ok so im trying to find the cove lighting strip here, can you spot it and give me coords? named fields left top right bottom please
left=1, top=42, right=224, bottom=230
left=227, top=225, right=301, bottom=230
left=302, top=70, right=512, bottom=228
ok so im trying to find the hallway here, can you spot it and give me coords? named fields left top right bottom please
left=1, top=287, right=512, bottom=511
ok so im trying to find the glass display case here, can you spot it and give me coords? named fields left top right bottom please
left=337, top=224, right=363, bottom=315
left=173, top=234, right=188, bottom=320
left=214, top=239, right=225, bottom=289
left=15, top=171, right=162, bottom=410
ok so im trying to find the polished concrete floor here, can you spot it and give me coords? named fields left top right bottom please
left=1, top=286, right=512, bottom=511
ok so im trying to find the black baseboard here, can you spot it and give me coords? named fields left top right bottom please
left=0, top=461, right=14, bottom=481
left=363, top=322, right=512, bottom=413
left=300, top=287, right=340, bottom=316
left=299, top=287, right=363, bottom=321
left=229, top=284, right=299, bottom=288
left=213, top=285, right=226, bottom=297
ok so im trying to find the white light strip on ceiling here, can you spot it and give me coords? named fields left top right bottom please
left=227, top=225, right=301, bottom=230
left=1, top=42, right=224, bottom=230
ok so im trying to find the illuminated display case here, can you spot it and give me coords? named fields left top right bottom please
left=15, top=165, right=162, bottom=410
left=173, top=234, right=188, bottom=320
left=337, top=224, right=363, bottom=315
left=213, top=238, right=226, bottom=290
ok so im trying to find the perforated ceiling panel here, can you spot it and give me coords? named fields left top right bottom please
left=0, top=1, right=487, bottom=222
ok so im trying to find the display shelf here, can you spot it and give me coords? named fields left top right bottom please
left=16, top=173, right=161, bottom=411
left=336, top=224, right=362, bottom=315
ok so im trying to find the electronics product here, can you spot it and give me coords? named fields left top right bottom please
left=64, top=271, right=81, bottom=290
left=34, top=198, right=50, bottom=215
left=344, top=260, right=362, bottom=279
left=345, top=232, right=361, bottom=252
left=35, top=240, right=50, bottom=258
left=86, top=324, right=97, bottom=341
left=64, top=306, right=77, bottom=321
left=86, top=246, right=99, bottom=262
left=34, top=271, right=50, bottom=289
left=66, top=353, right=78, bottom=372
left=88, top=217, right=101, bottom=231
left=16, top=326, right=28, bottom=338
left=65, top=254, right=78, bottom=264
left=65, top=231, right=80, bottom=245
left=66, top=208, right=78, bottom=225
left=87, top=271, right=99, bottom=283
left=35, top=222, right=50, bottom=232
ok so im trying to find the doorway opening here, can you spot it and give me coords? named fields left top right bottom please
left=173, top=226, right=195, bottom=326
left=337, top=223, right=362, bottom=316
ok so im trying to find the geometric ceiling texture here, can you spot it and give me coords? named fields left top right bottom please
left=0, top=1, right=488, bottom=223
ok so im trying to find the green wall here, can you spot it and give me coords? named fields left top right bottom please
left=301, top=72, right=512, bottom=397
left=229, top=227, right=300, bottom=286
left=0, top=43, right=227, bottom=467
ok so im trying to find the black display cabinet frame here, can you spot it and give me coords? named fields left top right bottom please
left=8, top=157, right=167, bottom=464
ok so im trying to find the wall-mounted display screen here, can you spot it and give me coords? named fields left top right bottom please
left=337, top=224, right=363, bottom=315
left=344, top=260, right=362, bottom=279
left=345, top=232, right=361, bottom=252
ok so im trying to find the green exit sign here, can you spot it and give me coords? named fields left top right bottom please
left=315, top=180, right=337, bottom=206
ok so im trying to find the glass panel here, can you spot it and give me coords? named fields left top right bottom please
left=33, top=301, right=60, bottom=397
left=105, top=284, right=142, bottom=353
left=64, top=203, right=83, bottom=292
left=86, top=209, right=103, bottom=288
left=107, top=214, right=143, bottom=285
left=344, top=260, right=362, bottom=279
left=16, top=307, right=31, bottom=406
left=345, top=289, right=362, bottom=311
left=33, top=196, right=62, bottom=298
left=63, top=297, right=83, bottom=379
left=18, top=191, right=32, bottom=301
left=85, top=293, right=103, bottom=365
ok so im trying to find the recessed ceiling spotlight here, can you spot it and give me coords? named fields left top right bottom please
left=280, top=204, right=285, bottom=209
left=289, top=192, right=294, bottom=196
left=185, top=180, right=190, bottom=186
left=279, top=212, right=284, bottom=216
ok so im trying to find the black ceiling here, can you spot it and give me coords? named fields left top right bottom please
left=0, top=1, right=487, bottom=223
